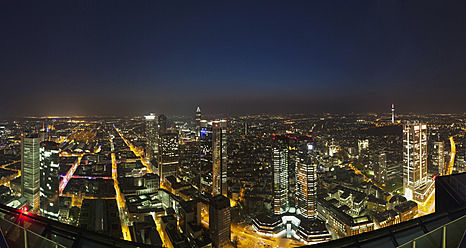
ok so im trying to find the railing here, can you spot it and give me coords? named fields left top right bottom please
left=398, top=214, right=466, bottom=248
left=0, top=215, right=66, bottom=248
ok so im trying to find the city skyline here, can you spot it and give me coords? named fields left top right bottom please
left=2, top=1, right=466, bottom=117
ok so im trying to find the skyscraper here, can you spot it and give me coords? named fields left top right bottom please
left=145, top=113, right=158, bottom=160
left=209, top=194, right=231, bottom=248
left=296, top=148, right=316, bottom=219
left=212, top=120, right=227, bottom=197
left=21, top=134, right=41, bottom=213
left=403, top=122, right=428, bottom=201
left=158, top=133, right=179, bottom=181
left=374, top=153, right=387, bottom=183
left=272, top=136, right=289, bottom=214
left=199, top=120, right=212, bottom=193
left=432, top=141, right=445, bottom=175
left=158, top=114, right=167, bottom=135
left=195, top=107, right=201, bottom=139
left=40, top=141, right=60, bottom=219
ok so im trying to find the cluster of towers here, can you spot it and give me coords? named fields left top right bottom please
left=145, top=108, right=228, bottom=198
left=21, top=134, right=60, bottom=218
left=272, top=136, right=317, bottom=219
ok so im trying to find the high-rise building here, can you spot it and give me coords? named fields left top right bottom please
left=158, top=114, right=167, bottom=135
left=195, top=107, right=201, bottom=139
left=296, top=148, right=316, bottom=219
left=432, top=141, right=445, bottom=175
left=209, top=195, right=231, bottom=248
left=272, top=136, right=289, bottom=214
left=199, top=120, right=213, bottom=193
left=374, top=153, right=387, bottom=183
left=158, top=133, right=179, bottom=181
left=21, top=134, right=41, bottom=213
left=403, top=122, right=428, bottom=201
left=212, top=120, right=227, bottom=197
left=40, top=141, right=60, bottom=219
left=145, top=113, right=158, bottom=160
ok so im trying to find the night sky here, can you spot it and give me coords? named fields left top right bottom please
left=1, top=1, right=465, bottom=117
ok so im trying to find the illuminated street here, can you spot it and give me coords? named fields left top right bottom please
left=111, top=140, right=132, bottom=241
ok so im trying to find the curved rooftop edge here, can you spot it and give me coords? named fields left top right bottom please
left=0, top=203, right=160, bottom=248
left=300, top=205, right=466, bottom=248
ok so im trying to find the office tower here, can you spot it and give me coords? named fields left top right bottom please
left=212, top=120, right=227, bottom=197
left=158, top=133, right=179, bottom=181
left=375, top=153, right=387, bottom=183
left=432, top=141, right=445, bottom=175
left=296, top=148, right=316, bottom=219
left=403, top=122, right=428, bottom=201
left=209, top=195, right=231, bottom=248
left=195, top=107, right=201, bottom=138
left=145, top=113, right=158, bottom=160
left=21, top=134, right=41, bottom=213
left=158, top=114, right=167, bottom=135
left=40, top=141, right=60, bottom=219
left=272, top=136, right=289, bottom=214
left=199, top=120, right=212, bottom=193
left=391, top=104, right=395, bottom=124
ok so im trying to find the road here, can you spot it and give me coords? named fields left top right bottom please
left=111, top=138, right=132, bottom=241
left=447, top=136, right=456, bottom=175
left=59, top=154, right=83, bottom=195
left=114, top=127, right=154, bottom=174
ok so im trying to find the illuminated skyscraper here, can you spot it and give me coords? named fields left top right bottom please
left=432, top=141, right=445, bottom=175
left=199, top=120, right=212, bottom=193
left=374, top=153, right=387, bottom=183
left=212, top=120, right=227, bottom=197
left=158, top=114, right=167, bottom=135
left=403, top=122, right=428, bottom=201
left=145, top=113, right=158, bottom=160
left=195, top=107, right=201, bottom=139
left=40, top=141, right=60, bottom=219
left=272, top=136, right=289, bottom=214
left=209, top=194, right=231, bottom=248
left=296, top=149, right=316, bottom=219
left=21, top=134, right=41, bottom=213
left=158, top=133, right=179, bottom=181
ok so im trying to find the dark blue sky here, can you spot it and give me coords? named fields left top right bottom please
left=1, top=1, right=465, bottom=116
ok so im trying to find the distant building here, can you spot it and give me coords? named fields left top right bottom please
left=21, top=134, right=41, bottom=213
left=158, top=114, right=167, bottom=135
left=158, top=133, right=179, bottom=181
left=374, top=153, right=387, bottom=183
left=40, top=141, right=60, bottom=220
left=209, top=194, right=231, bottom=248
left=195, top=107, right=202, bottom=139
left=145, top=113, right=158, bottom=160
left=432, top=141, right=445, bottom=175
left=272, top=136, right=289, bottom=214
left=212, top=120, right=227, bottom=197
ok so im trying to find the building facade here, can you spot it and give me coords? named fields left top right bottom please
left=272, top=136, right=289, bottom=214
left=209, top=195, right=231, bottom=248
left=40, top=141, right=60, bottom=219
left=212, top=120, right=227, bottom=197
left=403, top=123, right=428, bottom=201
left=21, top=134, right=41, bottom=213
left=158, top=133, right=179, bottom=181
left=296, top=149, right=316, bottom=219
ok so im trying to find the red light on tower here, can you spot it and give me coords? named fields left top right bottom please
left=21, top=206, right=28, bottom=213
